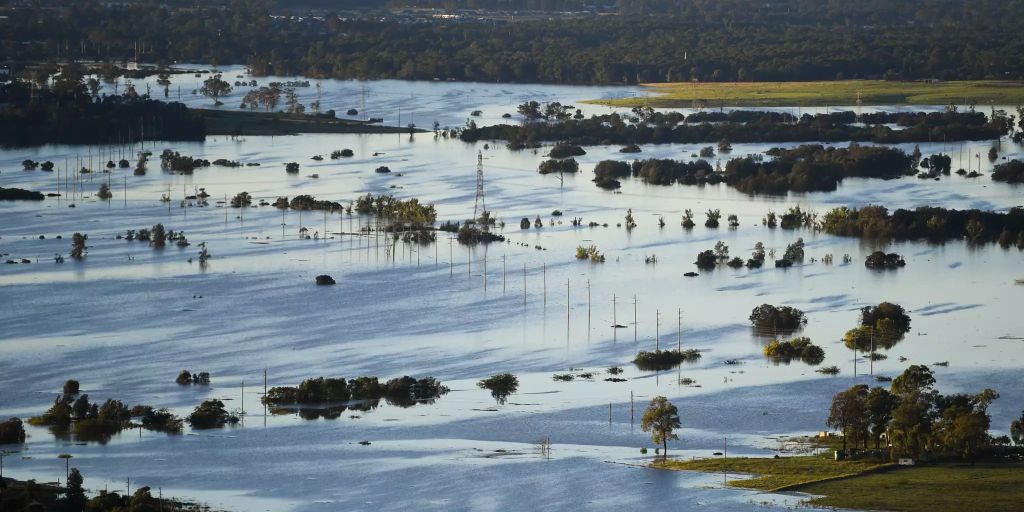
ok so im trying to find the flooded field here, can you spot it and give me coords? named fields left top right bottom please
left=1, top=69, right=1023, bottom=511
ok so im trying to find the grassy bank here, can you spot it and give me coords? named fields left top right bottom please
left=653, top=456, right=891, bottom=491
left=590, top=80, right=1024, bottom=108
left=656, top=456, right=1024, bottom=512
left=202, top=109, right=424, bottom=136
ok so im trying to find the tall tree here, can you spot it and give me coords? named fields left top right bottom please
left=641, top=396, right=681, bottom=456
left=891, top=365, right=935, bottom=396
left=865, top=387, right=897, bottom=449
left=200, top=74, right=232, bottom=106
left=889, top=391, right=933, bottom=459
left=66, top=467, right=86, bottom=510
left=827, top=385, right=869, bottom=451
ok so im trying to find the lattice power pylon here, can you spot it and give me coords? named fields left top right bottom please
left=473, top=150, right=486, bottom=223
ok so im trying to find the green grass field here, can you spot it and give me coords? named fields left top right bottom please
left=657, top=456, right=1024, bottom=512
left=799, top=463, right=1024, bottom=512
left=590, top=80, right=1024, bottom=107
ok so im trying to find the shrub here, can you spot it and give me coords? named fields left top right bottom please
left=992, top=160, right=1024, bottom=183
left=70, top=233, right=88, bottom=260
left=230, top=192, right=252, bottom=207
left=816, top=365, right=840, bottom=375
left=864, top=251, right=905, bottom=269
left=633, top=349, right=702, bottom=371
left=477, top=373, right=519, bottom=404
left=549, top=143, right=586, bottom=159
left=0, top=418, right=26, bottom=444
left=695, top=250, right=716, bottom=269
left=538, top=158, right=579, bottom=174
left=575, top=245, right=605, bottom=262
left=763, top=337, right=825, bottom=365
left=705, top=209, right=721, bottom=228
left=187, top=399, right=239, bottom=429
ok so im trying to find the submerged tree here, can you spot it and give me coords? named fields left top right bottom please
left=200, top=74, right=232, bottom=105
left=70, top=233, right=87, bottom=260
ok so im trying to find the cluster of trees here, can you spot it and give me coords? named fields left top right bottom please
left=187, top=399, right=239, bottom=429
left=0, top=417, right=26, bottom=444
left=460, top=110, right=1010, bottom=148
left=843, top=302, right=912, bottom=352
left=992, top=160, right=1024, bottom=183
left=828, top=365, right=1008, bottom=461
left=123, top=224, right=189, bottom=248
left=865, top=251, right=906, bottom=269
left=0, top=467, right=192, bottom=512
left=27, top=382, right=183, bottom=441
left=575, top=244, right=605, bottom=263
left=0, top=187, right=45, bottom=201
left=282, top=194, right=344, bottom=212
left=263, top=375, right=449, bottom=408
left=538, top=158, right=579, bottom=175
left=590, top=144, right=919, bottom=194
left=353, top=193, right=437, bottom=226
left=633, top=349, right=701, bottom=371
left=724, top=144, right=912, bottom=194
left=5, top=2, right=1024, bottom=84
left=159, top=150, right=211, bottom=173
left=763, top=337, right=825, bottom=365
left=0, top=77, right=204, bottom=147
left=749, top=304, right=807, bottom=334
left=175, top=370, right=210, bottom=385
left=820, top=205, right=1024, bottom=247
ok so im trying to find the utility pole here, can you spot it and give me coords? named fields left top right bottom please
left=655, top=309, right=660, bottom=351
left=523, top=264, right=527, bottom=305
left=543, top=262, right=547, bottom=306
left=677, top=308, right=682, bottom=352
left=633, top=295, right=638, bottom=343
left=473, top=150, right=486, bottom=225
left=586, top=279, right=591, bottom=333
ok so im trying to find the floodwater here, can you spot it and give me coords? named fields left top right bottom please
left=1, top=67, right=1023, bottom=511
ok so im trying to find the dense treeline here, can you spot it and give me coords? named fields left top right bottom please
left=593, top=144, right=913, bottom=194
left=263, top=375, right=449, bottom=408
left=828, top=366, right=1010, bottom=461
left=0, top=79, right=204, bottom=147
left=821, top=205, right=1024, bottom=246
left=460, top=109, right=1012, bottom=147
left=724, top=144, right=912, bottom=194
left=3, top=1, right=1024, bottom=83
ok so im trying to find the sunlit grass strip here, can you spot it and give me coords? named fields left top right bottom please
left=588, top=80, right=1024, bottom=108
